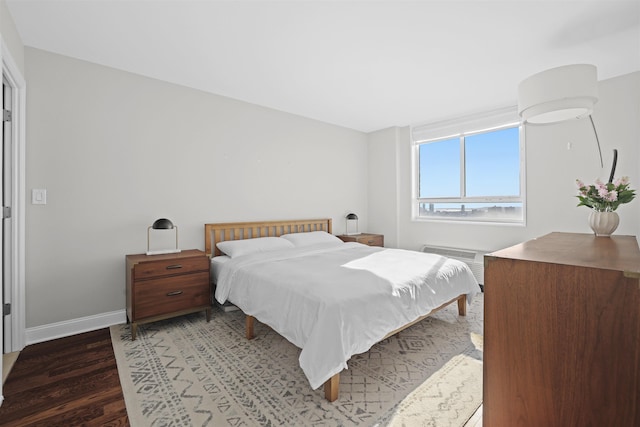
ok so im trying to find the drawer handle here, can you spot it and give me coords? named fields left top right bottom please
left=166, top=264, right=183, bottom=270
left=166, top=291, right=183, bottom=296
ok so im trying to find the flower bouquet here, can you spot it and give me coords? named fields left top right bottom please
left=576, top=177, right=635, bottom=212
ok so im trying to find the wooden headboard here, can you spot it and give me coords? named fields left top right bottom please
left=204, top=218, right=333, bottom=257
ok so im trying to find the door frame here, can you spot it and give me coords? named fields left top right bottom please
left=1, top=38, right=26, bottom=356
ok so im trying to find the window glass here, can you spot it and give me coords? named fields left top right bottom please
left=465, top=127, right=520, bottom=197
left=418, top=202, right=523, bottom=221
left=419, top=138, right=460, bottom=198
left=414, top=121, right=523, bottom=223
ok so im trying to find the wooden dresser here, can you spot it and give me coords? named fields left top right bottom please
left=337, top=233, right=384, bottom=247
left=126, top=249, right=211, bottom=340
left=483, top=232, right=640, bottom=426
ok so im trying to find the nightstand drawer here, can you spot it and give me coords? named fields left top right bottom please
left=133, top=271, right=210, bottom=319
left=134, top=256, right=209, bottom=280
left=355, top=235, right=383, bottom=246
left=338, top=233, right=384, bottom=247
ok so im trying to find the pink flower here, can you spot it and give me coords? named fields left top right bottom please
left=615, top=176, right=630, bottom=186
left=598, top=186, right=609, bottom=199
left=606, top=190, right=618, bottom=202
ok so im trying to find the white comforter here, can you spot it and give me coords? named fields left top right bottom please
left=215, top=242, right=479, bottom=390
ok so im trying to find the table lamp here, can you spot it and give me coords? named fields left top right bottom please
left=345, top=213, right=359, bottom=235
left=146, top=218, right=181, bottom=255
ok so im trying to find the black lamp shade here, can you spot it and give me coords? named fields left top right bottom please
left=346, top=213, right=358, bottom=220
left=152, top=218, right=174, bottom=230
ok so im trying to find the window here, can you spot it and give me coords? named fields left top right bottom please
left=412, top=108, right=524, bottom=223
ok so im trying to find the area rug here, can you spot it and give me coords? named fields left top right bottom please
left=111, top=294, right=483, bottom=426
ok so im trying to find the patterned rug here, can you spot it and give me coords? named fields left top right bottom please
left=111, top=294, right=483, bottom=426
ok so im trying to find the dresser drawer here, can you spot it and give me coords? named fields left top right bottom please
left=133, top=271, right=210, bottom=319
left=133, top=256, right=209, bottom=280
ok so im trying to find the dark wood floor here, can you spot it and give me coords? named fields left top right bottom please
left=0, top=328, right=129, bottom=427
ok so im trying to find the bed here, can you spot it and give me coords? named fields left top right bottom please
left=204, top=218, right=479, bottom=402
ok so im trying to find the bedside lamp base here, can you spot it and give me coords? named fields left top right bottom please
left=146, top=249, right=182, bottom=256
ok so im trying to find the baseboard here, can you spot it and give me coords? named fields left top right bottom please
left=25, top=310, right=127, bottom=346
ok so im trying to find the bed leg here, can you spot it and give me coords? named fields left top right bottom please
left=246, top=315, right=255, bottom=340
left=324, top=373, right=340, bottom=402
left=457, top=295, right=467, bottom=316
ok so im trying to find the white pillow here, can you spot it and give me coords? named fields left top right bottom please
left=280, top=231, right=343, bottom=247
left=216, top=237, right=294, bottom=258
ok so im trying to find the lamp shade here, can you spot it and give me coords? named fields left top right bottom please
left=151, top=218, right=174, bottom=229
left=346, top=213, right=358, bottom=220
left=518, top=64, right=598, bottom=124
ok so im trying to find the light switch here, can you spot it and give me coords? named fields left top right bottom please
left=32, top=189, right=47, bottom=205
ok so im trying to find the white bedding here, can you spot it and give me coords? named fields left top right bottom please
left=215, top=242, right=479, bottom=390
left=210, top=255, right=231, bottom=283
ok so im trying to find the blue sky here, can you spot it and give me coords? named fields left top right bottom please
left=419, top=126, right=520, bottom=199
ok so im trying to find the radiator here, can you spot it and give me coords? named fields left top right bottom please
left=421, top=245, right=485, bottom=284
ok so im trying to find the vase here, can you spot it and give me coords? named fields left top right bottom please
left=588, top=210, right=619, bottom=237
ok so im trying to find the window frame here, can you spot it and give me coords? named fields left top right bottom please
left=411, top=108, right=526, bottom=224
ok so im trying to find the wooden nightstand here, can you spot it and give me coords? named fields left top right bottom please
left=125, top=249, right=211, bottom=340
left=337, top=233, right=384, bottom=247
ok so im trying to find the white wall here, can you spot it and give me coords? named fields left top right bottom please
left=24, top=47, right=368, bottom=329
left=369, top=71, right=640, bottom=254
left=0, top=0, right=23, bottom=73
left=367, top=126, right=399, bottom=247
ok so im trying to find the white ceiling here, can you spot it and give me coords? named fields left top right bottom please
left=6, top=0, right=640, bottom=133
